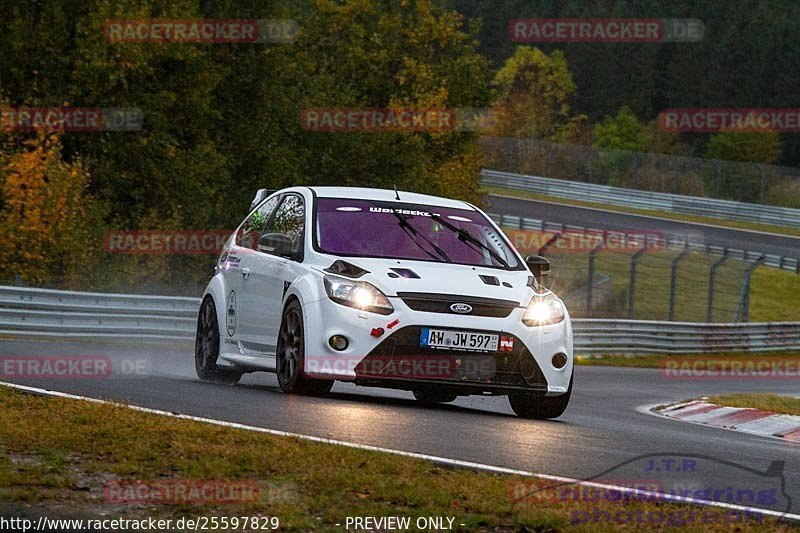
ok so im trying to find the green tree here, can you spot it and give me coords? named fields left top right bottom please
left=594, top=106, right=689, bottom=155
left=704, top=129, right=782, bottom=202
left=285, top=0, right=491, bottom=203
left=489, top=46, right=583, bottom=140
left=593, top=106, right=644, bottom=151
left=705, top=130, right=782, bottom=164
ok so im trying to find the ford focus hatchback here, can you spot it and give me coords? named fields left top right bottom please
left=195, top=186, right=573, bottom=418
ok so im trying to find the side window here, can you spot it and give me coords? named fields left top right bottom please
left=235, top=196, right=280, bottom=250
left=259, top=194, right=305, bottom=259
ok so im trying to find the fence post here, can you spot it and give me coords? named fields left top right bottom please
left=737, top=256, right=764, bottom=322
left=706, top=251, right=730, bottom=323
left=628, top=242, right=647, bottom=319
left=668, top=243, right=690, bottom=321
left=586, top=234, right=605, bottom=316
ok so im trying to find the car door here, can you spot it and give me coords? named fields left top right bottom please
left=223, top=194, right=281, bottom=353
left=238, top=193, right=306, bottom=355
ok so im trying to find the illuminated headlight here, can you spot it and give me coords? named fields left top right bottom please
left=522, top=297, right=565, bottom=326
left=323, top=275, right=394, bottom=315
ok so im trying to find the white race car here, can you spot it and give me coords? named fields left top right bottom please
left=195, top=186, right=573, bottom=418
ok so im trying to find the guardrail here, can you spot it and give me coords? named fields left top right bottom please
left=482, top=169, right=800, bottom=230
left=573, top=319, right=800, bottom=354
left=1, top=286, right=799, bottom=355
left=487, top=212, right=800, bottom=273
left=0, top=286, right=197, bottom=341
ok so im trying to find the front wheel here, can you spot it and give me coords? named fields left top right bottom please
left=508, top=373, right=572, bottom=419
left=276, top=299, right=333, bottom=395
left=195, top=297, right=243, bottom=385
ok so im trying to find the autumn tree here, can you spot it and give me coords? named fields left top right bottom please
left=0, top=132, right=103, bottom=287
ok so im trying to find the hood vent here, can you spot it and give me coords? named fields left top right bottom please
left=324, top=260, right=369, bottom=278
left=389, top=268, right=420, bottom=279
left=479, top=275, right=500, bottom=286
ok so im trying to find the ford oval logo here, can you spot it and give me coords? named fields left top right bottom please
left=450, top=303, right=473, bottom=314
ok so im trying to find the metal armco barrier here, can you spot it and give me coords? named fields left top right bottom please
left=0, top=286, right=197, bottom=340
left=487, top=213, right=800, bottom=273
left=1, top=286, right=799, bottom=355
left=482, top=169, right=800, bottom=230
left=573, top=319, right=800, bottom=354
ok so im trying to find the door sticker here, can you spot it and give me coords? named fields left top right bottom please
left=226, top=290, right=237, bottom=337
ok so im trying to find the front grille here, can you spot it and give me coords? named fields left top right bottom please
left=396, top=292, right=519, bottom=318
left=354, top=326, right=547, bottom=390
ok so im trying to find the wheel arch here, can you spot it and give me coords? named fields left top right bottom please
left=201, top=274, right=228, bottom=339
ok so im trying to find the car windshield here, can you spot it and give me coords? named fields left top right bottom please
left=315, top=198, right=522, bottom=270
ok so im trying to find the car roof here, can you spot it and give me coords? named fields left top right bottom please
left=306, top=186, right=475, bottom=210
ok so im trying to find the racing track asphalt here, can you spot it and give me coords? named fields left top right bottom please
left=1, top=338, right=799, bottom=516
left=485, top=194, right=800, bottom=261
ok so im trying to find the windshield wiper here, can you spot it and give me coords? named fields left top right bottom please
left=429, top=214, right=511, bottom=269
left=392, top=211, right=452, bottom=263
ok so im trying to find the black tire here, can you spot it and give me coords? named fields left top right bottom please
left=412, top=389, right=458, bottom=405
left=195, top=297, right=243, bottom=385
left=508, top=373, right=572, bottom=419
left=276, top=299, right=333, bottom=395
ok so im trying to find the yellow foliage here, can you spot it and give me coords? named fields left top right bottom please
left=0, top=132, right=102, bottom=287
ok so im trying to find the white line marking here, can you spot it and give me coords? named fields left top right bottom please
left=488, top=192, right=800, bottom=241
left=2, top=381, right=798, bottom=522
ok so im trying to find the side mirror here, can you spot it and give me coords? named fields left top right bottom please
left=250, top=188, right=277, bottom=211
left=525, top=255, right=551, bottom=286
left=250, top=189, right=268, bottom=211
left=258, top=233, right=293, bottom=256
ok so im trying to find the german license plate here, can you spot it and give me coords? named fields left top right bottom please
left=420, top=328, right=498, bottom=352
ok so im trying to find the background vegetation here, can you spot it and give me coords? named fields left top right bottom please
left=1, top=0, right=798, bottom=292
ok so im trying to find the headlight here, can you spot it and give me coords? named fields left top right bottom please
left=522, top=297, right=565, bottom=326
left=323, top=275, right=394, bottom=315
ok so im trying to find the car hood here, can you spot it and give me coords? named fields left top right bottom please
left=316, top=257, right=535, bottom=305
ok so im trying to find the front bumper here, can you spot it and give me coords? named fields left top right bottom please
left=302, top=294, right=573, bottom=396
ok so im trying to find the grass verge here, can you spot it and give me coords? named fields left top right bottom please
left=706, top=394, right=800, bottom=417
left=576, top=352, right=800, bottom=368
left=0, top=384, right=791, bottom=531
left=484, top=186, right=800, bottom=238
